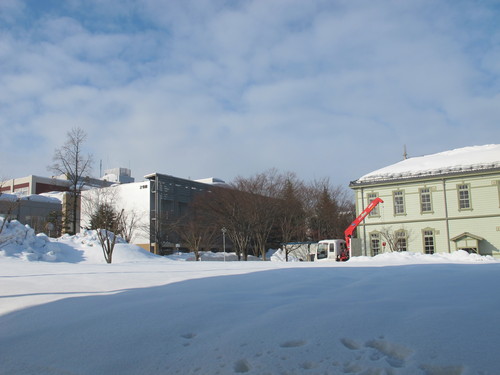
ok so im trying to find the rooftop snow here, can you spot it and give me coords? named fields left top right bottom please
left=353, top=144, right=500, bottom=184
left=21, top=194, right=62, bottom=204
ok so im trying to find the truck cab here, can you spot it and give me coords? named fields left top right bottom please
left=315, top=239, right=348, bottom=261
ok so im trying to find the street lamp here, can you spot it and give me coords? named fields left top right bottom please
left=221, top=227, right=227, bottom=262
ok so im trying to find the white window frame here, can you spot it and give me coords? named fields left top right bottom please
left=457, top=184, right=472, bottom=210
left=393, top=190, right=405, bottom=216
left=396, top=230, right=408, bottom=252
left=422, top=229, right=435, bottom=254
left=370, top=232, right=381, bottom=256
left=419, top=187, right=433, bottom=213
left=367, top=193, right=380, bottom=217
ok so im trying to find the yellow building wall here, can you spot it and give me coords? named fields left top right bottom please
left=353, top=171, right=500, bottom=257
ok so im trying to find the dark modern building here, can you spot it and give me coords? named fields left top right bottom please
left=145, top=173, right=218, bottom=254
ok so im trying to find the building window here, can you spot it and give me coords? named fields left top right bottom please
left=423, top=229, right=435, bottom=254
left=393, top=190, right=405, bottom=215
left=420, top=188, right=432, bottom=213
left=370, top=232, right=381, bottom=256
left=457, top=184, right=471, bottom=210
left=367, top=193, right=380, bottom=217
left=396, top=230, right=407, bottom=251
left=497, top=181, right=500, bottom=207
left=14, top=187, right=29, bottom=196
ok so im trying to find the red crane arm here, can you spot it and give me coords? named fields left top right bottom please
left=344, top=197, right=384, bottom=251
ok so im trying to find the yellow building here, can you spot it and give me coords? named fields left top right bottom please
left=349, top=145, right=500, bottom=257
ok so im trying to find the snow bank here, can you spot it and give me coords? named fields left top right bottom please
left=0, top=193, right=61, bottom=203
left=0, top=219, right=160, bottom=263
left=59, top=229, right=127, bottom=248
left=270, top=248, right=301, bottom=262
left=356, top=144, right=500, bottom=182
left=0, top=219, right=61, bottom=261
left=166, top=251, right=262, bottom=261
left=54, top=230, right=163, bottom=263
left=40, top=191, right=65, bottom=202
left=0, top=193, right=17, bottom=202
left=349, top=250, right=497, bottom=264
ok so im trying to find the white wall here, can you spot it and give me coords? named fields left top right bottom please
left=81, top=181, right=151, bottom=246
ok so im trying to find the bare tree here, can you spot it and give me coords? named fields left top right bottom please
left=93, top=205, right=124, bottom=264
left=183, top=169, right=355, bottom=261
left=45, top=210, right=63, bottom=237
left=0, top=194, right=19, bottom=236
left=0, top=177, right=19, bottom=236
left=192, top=187, right=251, bottom=260
left=82, top=187, right=124, bottom=263
left=275, top=174, right=308, bottom=261
left=176, top=208, right=217, bottom=261
left=379, top=226, right=413, bottom=253
left=119, top=209, right=141, bottom=243
left=148, top=210, right=180, bottom=255
left=305, top=179, right=354, bottom=242
left=233, top=169, right=284, bottom=260
left=215, top=188, right=250, bottom=261
left=48, top=127, right=93, bottom=234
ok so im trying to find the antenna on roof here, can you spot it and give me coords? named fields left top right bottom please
left=403, top=145, right=408, bottom=160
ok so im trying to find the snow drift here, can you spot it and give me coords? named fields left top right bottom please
left=0, top=218, right=156, bottom=263
left=1, top=218, right=499, bottom=374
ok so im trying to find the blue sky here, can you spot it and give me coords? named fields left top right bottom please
left=1, top=0, right=499, bottom=188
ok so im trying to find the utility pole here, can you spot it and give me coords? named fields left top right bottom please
left=222, top=227, right=227, bottom=261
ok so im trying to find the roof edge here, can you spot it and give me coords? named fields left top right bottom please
left=349, top=166, right=500, bottom=188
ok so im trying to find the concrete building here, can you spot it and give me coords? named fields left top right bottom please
left=0, top=175, right=71, bottom=196
left=1, top=169, right=132, bottom=235
left=101, top=168, right=135, bottom=184
left=349, top=145, right=500, bottom=257
left=81, top=173, right=224, bottom=254
left=0, top=172, right=121, bottom=196
left=0, top=193, right=62, bottom=236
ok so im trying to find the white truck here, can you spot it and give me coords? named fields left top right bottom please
left=284, top=198, right=384, bottom=262
left=313, top=239, right=348, bottom=261
left=313, top=197, right=385, bottom=262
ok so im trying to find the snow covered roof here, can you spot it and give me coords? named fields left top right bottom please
left=0, top=193, right=18, bottom=202
left=352, top=144, right=500, bottom=185
left=21, top=194, right=62, bottom=204
left=194, top=177, right=227, bottom=185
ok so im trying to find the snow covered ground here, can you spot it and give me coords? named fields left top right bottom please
left=1, top=220, right=499, bottom=375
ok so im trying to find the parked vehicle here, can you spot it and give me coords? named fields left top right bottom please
left=343, top=197, right=384, bottom=260
left=313, top=197, right=384, bottom=262
left=314, top=239, right=348, bottom=261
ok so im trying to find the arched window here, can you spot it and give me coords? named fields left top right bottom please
left=370, top=232, right=381, bottom=256
left=395, top=230, right=408, bottom=251
left=422, top=229, right=435, bottom=254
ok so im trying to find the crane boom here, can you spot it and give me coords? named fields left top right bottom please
left=344, top=197, right=384, bottom=258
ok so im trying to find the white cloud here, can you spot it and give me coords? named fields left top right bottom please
left=0, top=0, right=499, bottom=186
left=0, top=0, right=24, bottom=23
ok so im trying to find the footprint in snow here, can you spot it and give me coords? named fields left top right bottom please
left=279, top=339, right=307, bottom=348
left=340, top=337, right=362, bottom=350
left=233, top=359, right=251, bottom=373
